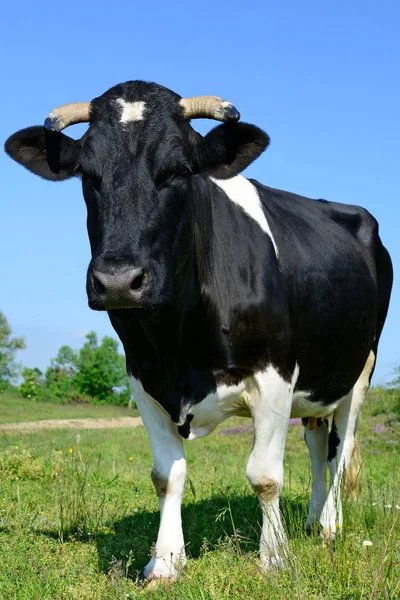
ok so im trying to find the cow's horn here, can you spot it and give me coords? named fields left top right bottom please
left=179, top=96, right=240, bottom=122
left=44, top=102, right=91, bottom=132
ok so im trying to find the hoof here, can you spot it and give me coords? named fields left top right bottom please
left=137, top=554, right=185, bottom=585
left=137, top=569, right=177, bottom=588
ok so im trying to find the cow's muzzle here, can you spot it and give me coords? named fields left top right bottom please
left=87, top=262, right=149, bottom=311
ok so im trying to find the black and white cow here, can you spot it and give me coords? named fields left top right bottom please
left=5, top=81, right=393, bottom=581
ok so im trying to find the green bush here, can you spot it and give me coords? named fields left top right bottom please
left=73, top=332, right=130, bottom=405
left=20, top=367, right=43, bottom=400
left=43, top=333, right=131, bottom=405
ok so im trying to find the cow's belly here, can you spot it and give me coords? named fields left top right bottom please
left=188, top=380, right=250, bottom=440
left=290, top=390, right=341, bottom=419
left=188, top=382, right=342, bottom=440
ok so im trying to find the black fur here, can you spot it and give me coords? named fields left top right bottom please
left=192, top=122, right=270, bottom=179
left=4, top=80, right=393, bottom=430
left=328, top=420, right=340, bottom=462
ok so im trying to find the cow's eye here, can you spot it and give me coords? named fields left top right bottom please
left=176, top=165, right=191, bottom=177
left=157, top=165, right=191, bottom=189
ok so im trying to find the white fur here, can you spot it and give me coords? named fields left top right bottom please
left=191, top=366, right=298, bottom=568
left=210, top=176, right=279, bottom=257
left=245, top=366, right=298, bottom=568
left=304, top=420, right=329, bottom=528
left=318, top=351, right=375, bottom=540
left=129, top=377, right=186, bottom=579
left=116, top=98, right=146, bottom=123
left=188, top=379, right=248, bottom=439
left=290, top=391, right=339, bottom=419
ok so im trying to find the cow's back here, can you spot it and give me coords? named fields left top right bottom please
left=253, top=182, right=392, bottom=402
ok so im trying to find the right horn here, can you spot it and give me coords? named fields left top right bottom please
left=179, top=96, right=240, bottom=122
left=44, top=102, right=91, bottom=132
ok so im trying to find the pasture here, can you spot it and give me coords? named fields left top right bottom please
left=0, top=389, right=398, bottom=599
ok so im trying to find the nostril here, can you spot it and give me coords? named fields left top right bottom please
left=130, top=269, right=147, bottom=291
left=93, top=275, right=106, bottom=295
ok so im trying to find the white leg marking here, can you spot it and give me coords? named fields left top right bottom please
left=304, top=420, right=329, bottom=529
left=129, top=377, right=186, bottom=580
left=116, top=98, right=147, bottom=123
left=210, top=175, right=279, bottom=257
left=246, top=366, right=297, bottom=569
left=320, top=351, right=375, bottom=541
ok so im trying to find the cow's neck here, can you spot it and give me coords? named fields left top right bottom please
left=108, top=201, right=215, bottom=423
left=109, top=174, right=287, bottom=425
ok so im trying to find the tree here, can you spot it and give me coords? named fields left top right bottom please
left=20, top=368, right=43, bottom=400
left=44, top=332, right=131, bottom=405
left=49, top=345, right=78, bottom=374
left=44, top=345, right=80, bottom=402
left=391, top=363, right=400, bottom=389
left=0, top=312, right=26, bottom=391
left=74, top=332, right=130, bottom=404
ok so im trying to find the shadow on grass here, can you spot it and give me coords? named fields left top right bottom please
left=37, top=492, right=309, bottom=578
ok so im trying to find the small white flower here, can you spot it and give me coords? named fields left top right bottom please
left=372, top=502, right=377, bottom=506
left=363, top=540, right=373, bottom=547
left=385, top=504, right=392, bottom=509
left=396, top=505, right=400, bottom=510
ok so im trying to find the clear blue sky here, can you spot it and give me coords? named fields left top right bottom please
left=1, top=1, right=399, bottom=384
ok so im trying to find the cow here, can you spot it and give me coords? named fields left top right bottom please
left=5, top=80, right=393, bottom=582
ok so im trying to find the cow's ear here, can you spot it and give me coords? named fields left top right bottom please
left=192, top=122, right=270, bottom=179
left=4, top=126, right=80, bottom=181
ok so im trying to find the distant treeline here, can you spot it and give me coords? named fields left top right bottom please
left=0, top=311, right=131, bottom=406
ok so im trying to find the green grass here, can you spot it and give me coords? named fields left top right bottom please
left=0, top=390, right=138, bottom=423
left=0, top=389, right=398, bottom=599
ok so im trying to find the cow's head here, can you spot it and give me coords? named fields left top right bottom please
left=5, top=81, right=269, bottom=314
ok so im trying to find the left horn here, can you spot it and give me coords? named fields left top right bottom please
left=179, top=96, right=240, bottom=122
left=44, top=102, right=91, bottom=132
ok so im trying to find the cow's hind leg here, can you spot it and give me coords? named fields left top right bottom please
left=130, top=379, right=187, bottom=582
left=319, top=351, right=375, bottom=544
left=304, top=418, right=329, bottom=532
left=246, top=367, right=296, bottom=570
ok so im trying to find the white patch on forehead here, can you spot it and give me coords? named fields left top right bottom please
left=115, top=98, right=147, bottom=123
left=211, top=175, right=279, bottom=257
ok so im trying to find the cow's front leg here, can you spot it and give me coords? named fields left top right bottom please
left=131, top=379, right=186, bottom=582
left=246, top=367, right=295, bottom=570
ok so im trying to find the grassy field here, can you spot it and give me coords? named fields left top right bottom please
left=0, top=390, right=138, bottom=423
left=0, top=388, right=398, bottom=599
